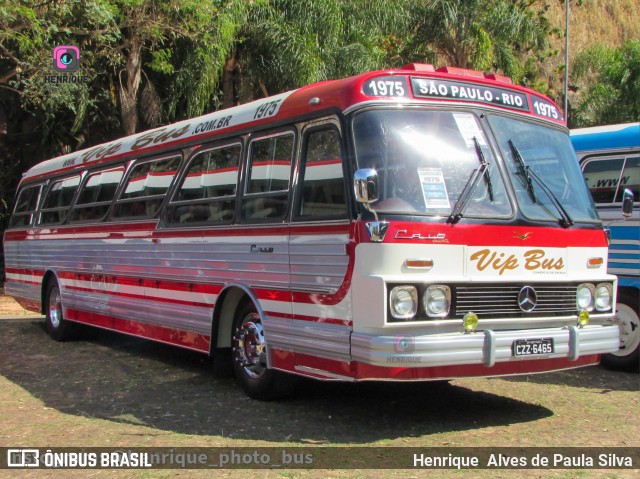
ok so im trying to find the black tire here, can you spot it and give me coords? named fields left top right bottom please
left=601, top=292, right=639, bottom=373
left=231, top=300, right=296, bottom=400
left=44, top=279, right=78, bottom=341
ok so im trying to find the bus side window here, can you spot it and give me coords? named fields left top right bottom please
left=114, top=155, right=181, bottom=220
left=614, top=156, right=639, bottom=203
left=39, top=175, right=81, bottom=225
left=242, top=132, right=294, bottom=221
left=582, top=157, right=626, bottom=204
left=166, top=143, right=240, bottom=225
left=295, top=127, right=347, bottom=219
left=69, top=167, right=125, bottom=223
left=9, top=184, right=42, bottom=228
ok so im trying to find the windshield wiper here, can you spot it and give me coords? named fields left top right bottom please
left=508, top=140, right=574, bottom=228
left=508, top=139, right=536, bottom=203
left=448, top=137, right=491, bottom=223
left=473, top=136, right=494, bottom=202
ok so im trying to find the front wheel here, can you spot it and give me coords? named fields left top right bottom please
left=231, top=301, right=296, bottom=400
left=602, top=295, right=639, bottom=372
left=45, top=279, right=78, bottom=341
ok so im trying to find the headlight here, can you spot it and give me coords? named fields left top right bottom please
left=389, top=286, right=418, bottom=320
left=595, top=283, right=612, bottom=311
left=423, top=285, right=451, bottom=318
left=576, top=284, right=595, bottom=311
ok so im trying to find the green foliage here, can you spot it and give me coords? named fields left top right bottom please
left=400, top=0, right=555, bottom=84
left=571, top=40, right=640, bottom=127
left=234, top=0, right=411, bottom=99
left=0, top=0, right=636, bottom=205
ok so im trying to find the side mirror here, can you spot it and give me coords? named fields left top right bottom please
left=621, top=188, right=634, bottom=218
left=354, top=168, right=379, bottom=204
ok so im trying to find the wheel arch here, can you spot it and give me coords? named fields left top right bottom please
left=41, top=270, right=61, bottom=315
left=209, top=283, right=264, bottom=356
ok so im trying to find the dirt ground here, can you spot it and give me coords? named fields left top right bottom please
left=0, top=293, right=638, bottom=478
left=0, top=294, right=42, bottom=317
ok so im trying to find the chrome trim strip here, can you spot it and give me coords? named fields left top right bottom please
left=263, top=316, right=351, bottom=362
left=293, top=365, right=355, bottom=381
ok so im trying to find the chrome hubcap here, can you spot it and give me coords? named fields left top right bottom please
left=233, top=312, right=266, bottom=379
left=48, top=286, right=62, bottom=329
left=613, top=303, right=640, bottom=357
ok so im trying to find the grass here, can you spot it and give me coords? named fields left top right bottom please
left=0, top=315, right=638, bottom=478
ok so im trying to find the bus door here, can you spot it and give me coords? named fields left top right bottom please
left=289, top=123, right=353, bottom=376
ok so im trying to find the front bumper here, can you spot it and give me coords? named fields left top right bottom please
left=351, top=324, right=620, bottom=368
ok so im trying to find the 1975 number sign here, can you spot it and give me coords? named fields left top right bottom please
left=254, top=99, right=283, bottom=120
left=363, top=76, right=409, bottom=97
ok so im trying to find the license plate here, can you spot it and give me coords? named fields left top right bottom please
left=512, top=338, right=554, bottom=357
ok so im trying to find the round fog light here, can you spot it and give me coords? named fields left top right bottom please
left=579, top=309, right=590, bottom=327
left=463, top=312, right=479, bottom=332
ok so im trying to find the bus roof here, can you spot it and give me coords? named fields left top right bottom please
left=570, top=122, right=640, bottom=153
left=22, top=64, right=564, bottom=183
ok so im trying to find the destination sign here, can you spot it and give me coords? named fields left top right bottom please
left=411, top=77, right=530, bottom=112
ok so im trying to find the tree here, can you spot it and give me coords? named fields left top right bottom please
left=1, top=1, right=121, bottom=217
left=103, top=0, right=220, bottom=135
left=400, top=0, right=555, bottom=84
left=0, top=0, right=227, bottom=220
left=222, top=0, right=411, bottom=106
left=570, top=39, right=640, bottom=127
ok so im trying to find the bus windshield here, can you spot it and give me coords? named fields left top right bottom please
left=489, top=115, right=599, bottom=224
left=353, top=109, right=512, bottom=218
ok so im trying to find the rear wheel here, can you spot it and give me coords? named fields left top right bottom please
left=231, top=301, right=295, bottom=400
left=45, top=279, right=78, bottom=341
left=602, top=294, right=639, bottom=372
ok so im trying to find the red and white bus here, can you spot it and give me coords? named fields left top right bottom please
left=4, top=64, right=620, bottom=399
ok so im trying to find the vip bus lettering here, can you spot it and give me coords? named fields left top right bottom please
left=131, top=125, right=191, bottom=151
left=80, top=143, right=122, bottom=163
left=470, top=249, right=564, bottom=275
left=524, top=249, right=564, bottom=271
left=470, top=249, right=519, bottom=275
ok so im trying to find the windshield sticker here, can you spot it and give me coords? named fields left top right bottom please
left=418, top=168, right=450, bottom=209
left=453, top=113, right=487, bottom=147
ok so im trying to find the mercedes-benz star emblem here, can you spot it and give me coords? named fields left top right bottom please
left=518, top=286, right=538, bottom=312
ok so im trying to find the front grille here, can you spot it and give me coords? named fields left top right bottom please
left=453, top=283, right=579, bottom=318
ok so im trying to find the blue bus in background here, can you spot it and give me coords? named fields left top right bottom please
left=571, top=123, right=639, bottom=371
